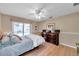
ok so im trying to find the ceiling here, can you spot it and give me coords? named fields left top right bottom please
left=0, top=3, right=79, bottom=22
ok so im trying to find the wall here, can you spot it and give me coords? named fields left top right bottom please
left=0, top=14, right=1, bottom=30
left=38, top=12, right=79, bottom=48
left=0, top=13, right=38, bottom=33
left=1, top=14, right=11, bottom=32
left=38, top=12, right=79, bottom=33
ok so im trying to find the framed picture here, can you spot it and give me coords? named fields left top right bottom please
left=47, top=23, right=55, bottom=31
left=35, top=26, right=37, bottom=30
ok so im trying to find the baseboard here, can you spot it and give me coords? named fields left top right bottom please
left=60, top=43, right=76, bottom=49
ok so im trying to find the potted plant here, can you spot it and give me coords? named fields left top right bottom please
left=76, top=41, right=79, bottom=47
left=75, top=41, right=79, bottom=55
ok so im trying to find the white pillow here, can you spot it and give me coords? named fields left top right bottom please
left=2, top=34, right=21, bottom=44
left=11, top=36, right=21, bottom=43
left=1, top=36, right=10, bottom=43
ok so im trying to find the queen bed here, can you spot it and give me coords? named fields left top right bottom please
left=0, top=33, right=45, bottom=56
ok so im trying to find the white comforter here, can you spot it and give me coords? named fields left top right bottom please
left=25, top=34, right=45, bottom=47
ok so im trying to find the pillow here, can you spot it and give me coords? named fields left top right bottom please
left=11, top=35, right=21, bottom=43
left=5, top=32, right=22, bottom=43
left=0, top=34, right=22, bottom=49
left=1, top=35, right=13, bottom=46
left=1, top=36, right=10, bottom=43
left=3, top=32, right=21, bottom=42
left=0, top=36, right=15, bottom=49
left=4, top=32, right=13, bottom=37
left=2, top=35, right=21, bottom=44
left=0, top=35, right=19, bottom=49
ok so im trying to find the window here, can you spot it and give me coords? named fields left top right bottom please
left=12, top=22, right=31, bottom=36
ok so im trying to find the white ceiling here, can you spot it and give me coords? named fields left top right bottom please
left=0, top=3, right=79, bottom=22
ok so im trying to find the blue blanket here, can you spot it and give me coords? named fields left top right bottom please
left=0, top=37, right=33, bottom=56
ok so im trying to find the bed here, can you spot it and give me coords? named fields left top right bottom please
left=0, top=34, right=45, bottom=56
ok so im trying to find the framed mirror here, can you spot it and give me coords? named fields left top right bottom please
left=47, top=23, right=55, bottom=31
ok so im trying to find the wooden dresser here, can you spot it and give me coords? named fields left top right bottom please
left=46, top=32, right=59, bottom=45
left=41, top=30, right=60, bottom=46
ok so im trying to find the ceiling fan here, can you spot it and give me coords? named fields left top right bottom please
left=28, top=4, right=47, bottom=19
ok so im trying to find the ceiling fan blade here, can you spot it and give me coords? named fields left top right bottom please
left=73, top=3, right=79, bottom=6
left=36, top=4, right=47, bottom=14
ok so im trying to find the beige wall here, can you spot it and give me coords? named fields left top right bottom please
left=38, top=12, right=79, bottom=33
left=0, top=13, right=38, bottom=33
left=1, top=14, right=11, bottom=32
